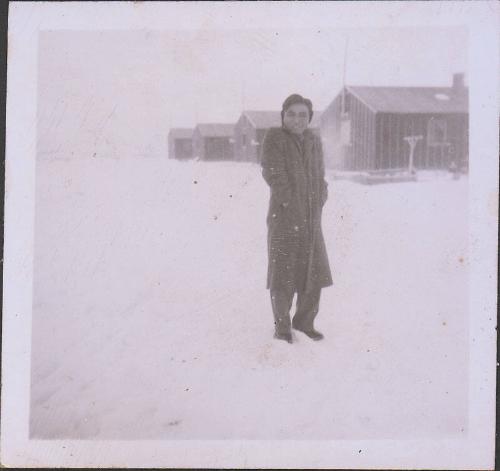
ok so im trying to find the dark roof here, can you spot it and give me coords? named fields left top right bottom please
left=242, top=110, right=323, bottom=129
left=347, top=86, right=468, bottom=114
left=196, top=123, right=235, bottom=137
left=169, top=128, right=193, bottom=139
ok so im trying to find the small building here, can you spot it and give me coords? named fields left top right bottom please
left=168, top=128, right=193, bottom=160
left=192, top=123, right=235, bottom=161
left=234, top=111, right=281, bottom=162
left=320, top=73, right=468, bottom=171
left=234, top=110, right=323, bottom=163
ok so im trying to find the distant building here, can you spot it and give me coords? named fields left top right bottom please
left=320, top=73, right=468, bottom=171
left=168, top=128, right=193, bottom=160
left=192, top=123, right=235, bottom=161
left=234, top=111, right=281, bottom=162
left=234, top=110, right=323, bottom=163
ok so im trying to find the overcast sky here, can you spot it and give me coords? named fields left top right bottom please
left=38, top=27, right=467, bottom=158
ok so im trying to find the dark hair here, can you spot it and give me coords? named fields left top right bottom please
left=281, top=93, right=313, bottom=124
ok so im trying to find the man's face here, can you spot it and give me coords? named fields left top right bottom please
left=283, top=103, right=310, bottom=135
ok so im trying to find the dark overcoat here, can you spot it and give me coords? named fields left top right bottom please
left=261, top=126, right=333, bottom=292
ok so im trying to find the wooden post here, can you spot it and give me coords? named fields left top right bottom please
left=404, top=135, right=423, bottom=173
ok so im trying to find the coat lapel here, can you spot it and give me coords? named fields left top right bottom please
left=285, top=129, right=303, bottom=157
left=284, top=128, right=314, bottom=168
left=303, top=132, right=314, bottom=166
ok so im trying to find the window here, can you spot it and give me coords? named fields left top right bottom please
left=242, top=134, right=247, bottom=146
left=427, top=118, right=447, bottom=145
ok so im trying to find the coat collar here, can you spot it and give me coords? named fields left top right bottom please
left=282, top=127, right=315, bottom=167
left=282, top=127, right=314, bottom=151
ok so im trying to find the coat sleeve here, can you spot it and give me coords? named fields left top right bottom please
left=317, top=137, right=328, bottom=205
left=261, top=129, right=292, bottom=207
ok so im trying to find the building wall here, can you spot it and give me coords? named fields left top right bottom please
left=441, top=113, right=468, bottom=170
left=234, top=115, right=258, bottom=162
left=349, top=92, right=376, bottom=171
left=204, top=137, right=234, bottom=161
left=169, top=132, right=193, bottom=160
left=193, top=129, right=235, bottom=161
left=174, top=139, right=193, bottom=160
left=320, top=89, right=376, bottom=170
left=321, top=88, right=469, bottom=171
left=375, top=113, right=468, bottom=170
left=192, top=129, right=204, bottom=160
left=375, top=113, right=416, bottom=170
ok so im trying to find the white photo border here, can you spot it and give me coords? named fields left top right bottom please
left=1, top=1, right=498, bottom=469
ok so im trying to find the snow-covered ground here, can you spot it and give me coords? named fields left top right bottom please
left=30, top=157, right=469, bottom=440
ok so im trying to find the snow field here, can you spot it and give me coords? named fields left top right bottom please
left=30, top=157, right=469, bottom=439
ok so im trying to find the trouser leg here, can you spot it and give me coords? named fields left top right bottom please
left=270, top=288, right=295, bottom=335
left=292, top=288, right=321, bottom=331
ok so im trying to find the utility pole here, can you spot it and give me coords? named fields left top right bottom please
left=241, top=80, right=246, bottom=111
left=341, top=35, right=349, bottom=116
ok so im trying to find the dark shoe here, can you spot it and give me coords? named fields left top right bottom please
left=292, top=326, right=324, bottom=341
left=274, top=332, right=293, bottom=343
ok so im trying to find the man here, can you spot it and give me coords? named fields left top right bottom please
left=261, top=93, right=333, bottom=344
